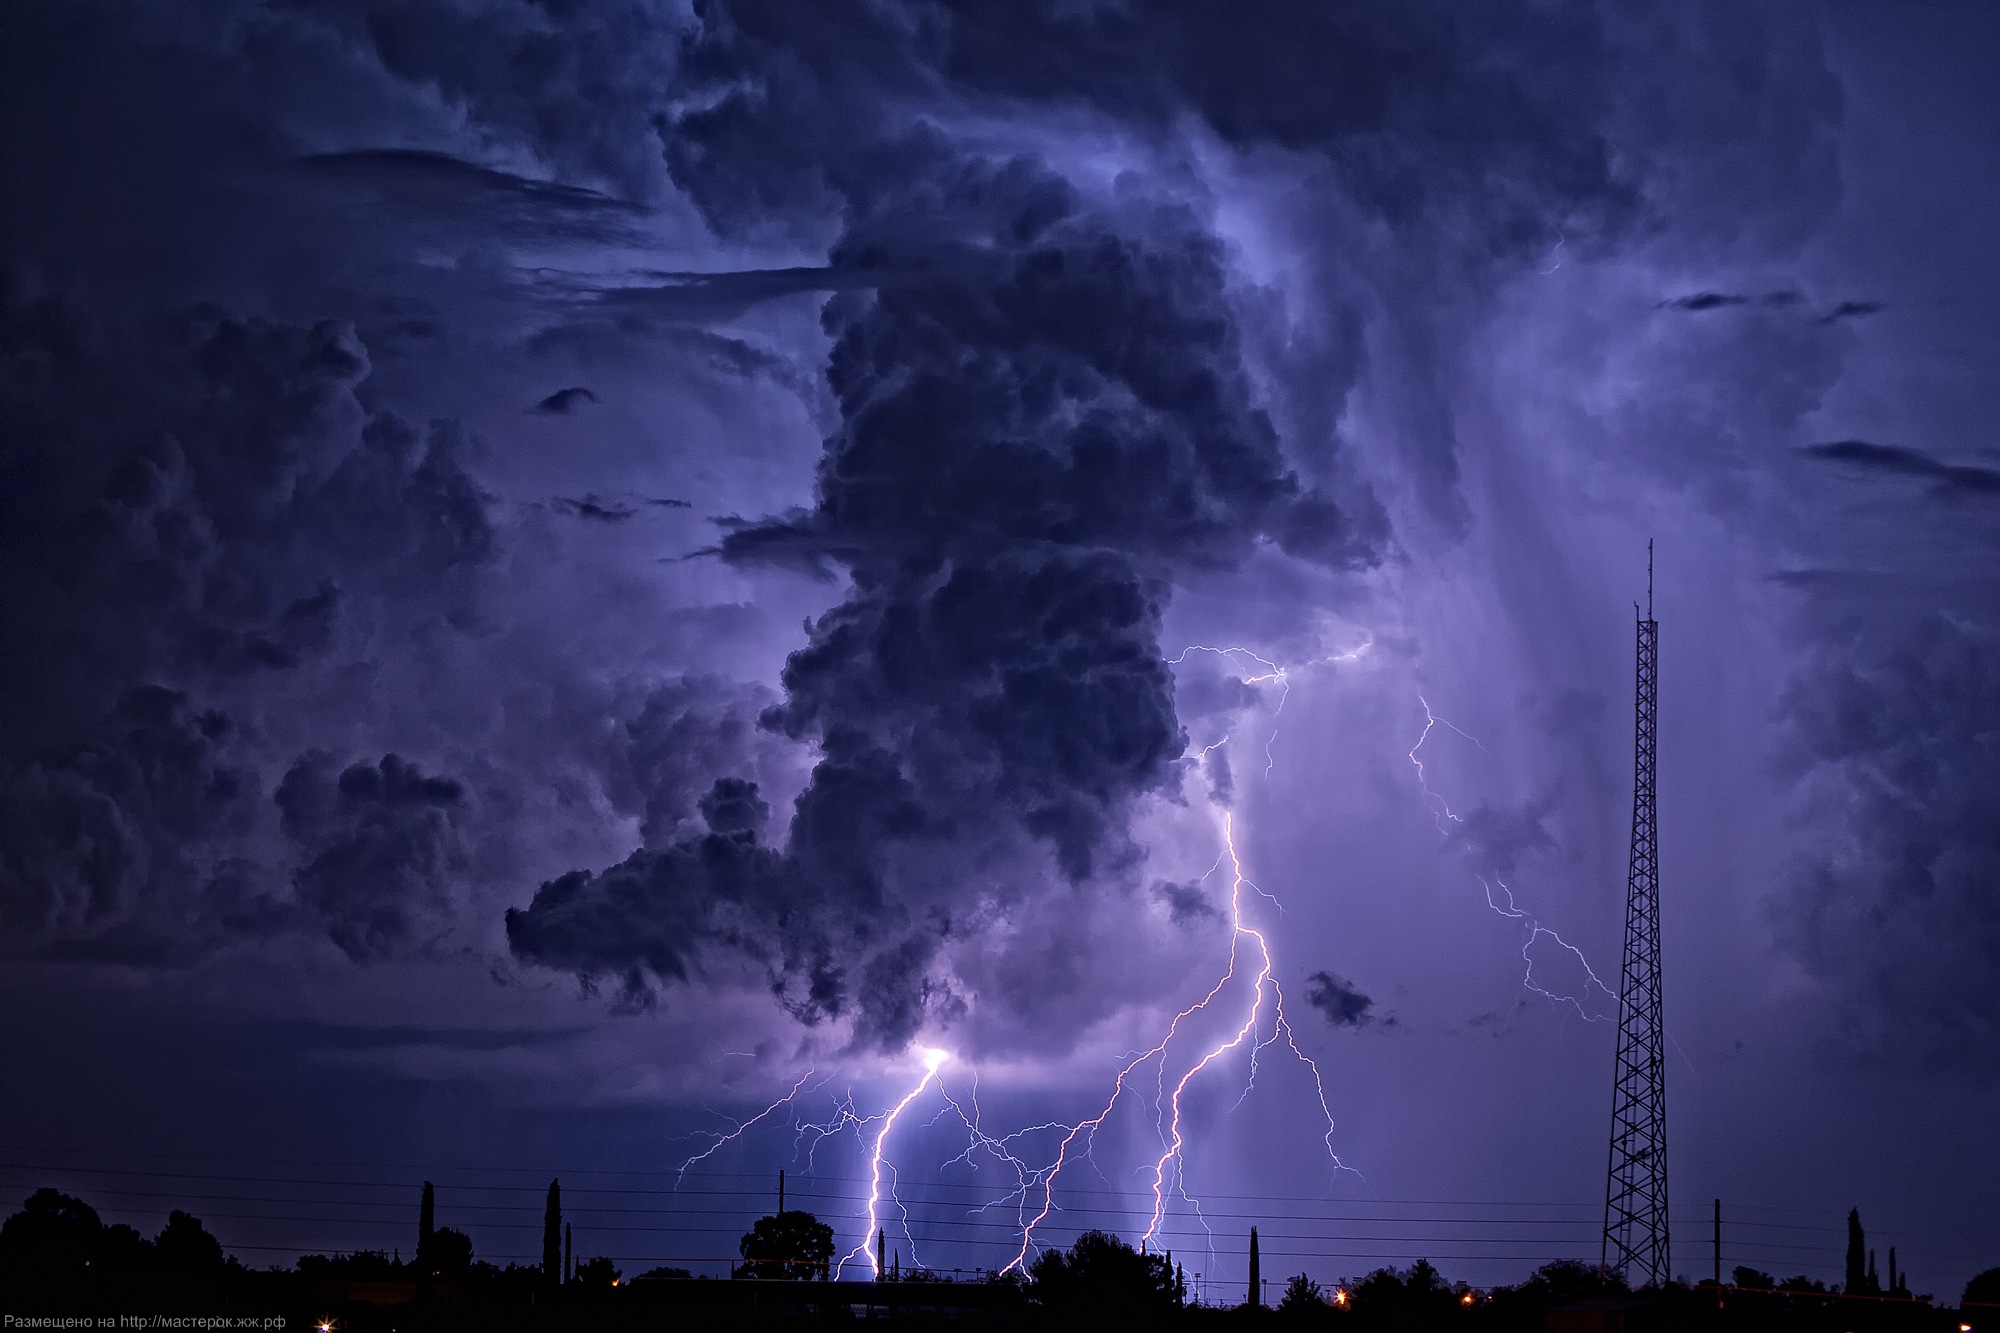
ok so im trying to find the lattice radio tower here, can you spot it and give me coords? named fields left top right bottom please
left=1602, top=541, right=1670, bottom=1287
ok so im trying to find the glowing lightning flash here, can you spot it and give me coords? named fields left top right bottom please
left=1407, top=696, right=1616, bottom=1022
left=837, top=1047, right=949, bottom=1279
left=1140, top=814, right=1344, bottom=1246
left=685, top=642, right=1373, bottom=1280
left=1168, top=645, right=1291, bottom=776
left=673, top=1069, right=822, bottom=1185
left=1005, top=810, right=1352, bottom=1272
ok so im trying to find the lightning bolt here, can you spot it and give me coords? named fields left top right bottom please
left=935, top=1072, right=1076, bottom=1242
left=682, top=640, right=1377, bottom=1281
left=1003, top=807, right=1356, bottom=1273
left=1140, top=814, right=1346, bottom=1246
left=1168, top=645, right=1291, bottom=776
left=836, top=1046, right=949, bottom=1279
left=673, top=1069, right=822, bottom=1185
left=1407, top=695, right=1616, bottom=1022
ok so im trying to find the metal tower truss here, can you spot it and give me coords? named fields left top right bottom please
left=1603, top=549, right=1669, bottom=1288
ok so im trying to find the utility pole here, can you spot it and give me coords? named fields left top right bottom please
left=1602, top=542, right=1671, bottom=1288
left=778, top=1169, right=785, bottom=1215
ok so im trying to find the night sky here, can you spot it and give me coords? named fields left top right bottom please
left=3, top=0, right=1997, bottom=1302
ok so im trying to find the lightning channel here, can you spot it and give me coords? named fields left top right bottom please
left=836, top=1046, right=949, bottom=1279
left=673, top=1069, right=822, bottom=1185
left=1408, top=696, right=1616, bottom=1022
left=1140, top=814, right=1348, bottom=1247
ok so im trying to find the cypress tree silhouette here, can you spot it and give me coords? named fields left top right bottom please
left=564, top=1222, right=573, bottom=1284
left=542, top=1181, right=561, bottom=1287
left=1844, top=1209, right=1865, bottom=1295
left=416, top=1181, right=436, bottom=1299
left=1248, top=1226, right=1261, bottom=1308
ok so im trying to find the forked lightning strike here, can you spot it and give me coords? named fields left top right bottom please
left=1003, top=804, right=1354, bottom=1272
left=681, top=642, right=1370, bottom=1277
left=674, top=1069, right=822, bottom=1185
left=1408, top=696, right=1616, bottom=1021
left=1140, top=814, right=1346, bottom=1246
left=836, top=1047, right=948, bottom=1278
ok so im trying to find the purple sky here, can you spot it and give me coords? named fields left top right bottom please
left=3, top=0, right=1996, bottom=1301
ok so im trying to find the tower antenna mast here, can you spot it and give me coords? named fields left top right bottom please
left=1603, top=539, right=1669, bottom=1287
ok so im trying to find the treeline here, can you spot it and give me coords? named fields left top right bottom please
left=0, top=1184, right=633, bottom=1290
left=4, top=1184, right=1997, bottom=1333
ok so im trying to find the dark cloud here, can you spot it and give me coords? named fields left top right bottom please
left=1661, top=291, right=1803, bottom=312
left=0, top=687, right=284, bottom=963
left=1800, top=440, right=2000, bottom=496
left=573, top=268, right=873, bottom=324
left=500, top=0, right=1851, bottom=1046
left=1304, top=970, right=1376, bottom=1028
left=549, top=495, right=635, bottom=522
left=1775, top=613, right=2000, bottom=1062
left=1820, top=299, right=1885, bottom=323
left=532, top=387, right=599, bottom=415
left=1151, top=880, right=1220, bottom=926
left=294, top=150, right=651, bottom=245
left=0, top=291, right=499, bottom=759
left=607, top=678, right=784, bottom=852
left=509, top=149, right=1388, bottom=1045
left=0, top=279, right=503, bottom=964
left=505, top=780, right=791, bottom=1003
left=277, top=753, right=469, bottom=961
left=547, top=494, right=691, bottom=522
left=1447, top=801, right=1558, bottom=882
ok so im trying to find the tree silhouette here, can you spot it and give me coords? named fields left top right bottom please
left=1279, top=1272, right=1326, bottom=1315
left=1027, top=1230, right=1177, bottom=1315
left=737, top=1210, right=834, bottom=1280
left=574, top=1255, right=621, bottom=1287
left=1965, top=1267, right=2000, bottom=1333
left=418, top=1182, right=435, bottom=1263
left=0, top=1190, right=104, bottom=1274
left=1343, top=1260, right=1475, bottom=1329
left=542, top=1180, right=561, bottom=1287
left=1845, top=1208, right=1867, bottom=1294
left=428, top=1226, right=473, bottom=1280
left=154, top=1210, right=224, bottom=1271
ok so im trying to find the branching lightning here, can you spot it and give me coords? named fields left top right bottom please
left=678, top=639, right=1375, bottom=1283
left=1408, top=696, right=1617, bottom=1022
left=836, top=1046, right=948, bottom=1278
left=1169, top=645, right=1291, bottom=775
left=1001, top=807, right=1357, bottom=1273
left=674, top=1069, right=823, bottom=1185
left=1140, top=815, right=1347, bottom=1245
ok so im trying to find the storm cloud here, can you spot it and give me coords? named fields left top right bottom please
left=3, top=0, right=1999, bottom=1293
left=507, top=152, right=1381, bottom=1046
left=1304, top=971, right=1377, bottom=1029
